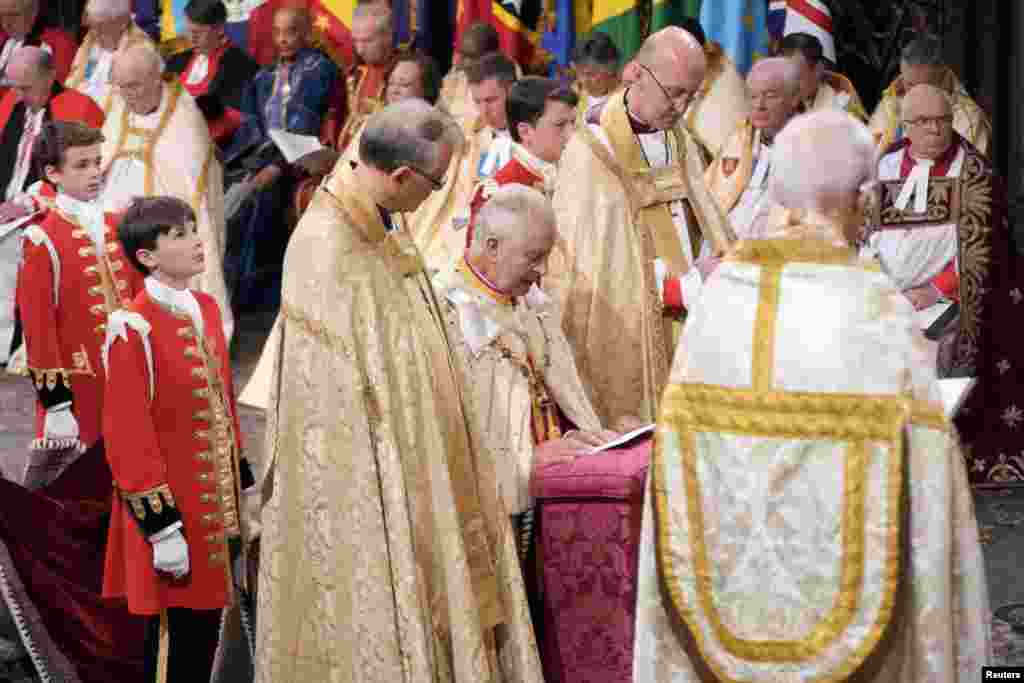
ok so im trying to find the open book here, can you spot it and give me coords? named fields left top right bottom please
left=268, top=129, right=324, bottom=164
left=590, top=424, right=656, bottom=454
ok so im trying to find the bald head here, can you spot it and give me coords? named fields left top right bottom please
left=637, top=26, right=706, bottom=83
left=273, top=5, right=311, bottom=60
left=85, top=0, right=131, bottom=20
left=624, top=27, right=706, bottom=131
left=7, top=45, right=52, bottom=80
left=770, top=110, right=876, bottom=215
left=6, top=46, right=53, bottom=109
left=902, top=83, right=954, bottom=160
left=748, top=57, right=800, bottom=96
left=111, top=46, right=165, bottom=114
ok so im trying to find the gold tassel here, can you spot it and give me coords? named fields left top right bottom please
left=155, top=609, right=170, bottom=683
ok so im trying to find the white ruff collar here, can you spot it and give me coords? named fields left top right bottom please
left=446, top=281, right=549, bottom=356
left=56, top=193, right=107, bottom=249
left=145, top=276, right=204, bottom=336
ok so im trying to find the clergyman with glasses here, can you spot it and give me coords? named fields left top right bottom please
left=550, top=26, right=734, bottom=428
left=255, top=99, right=545, bottom=682
left=865, top=82, right=1024, bottom=486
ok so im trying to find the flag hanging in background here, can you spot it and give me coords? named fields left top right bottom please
left=541, top=0, right=576, bottom=80
left=767, top=0, right=788, bottom=42
left=650, top=0, right=701, bottom=33
left=393, top=0, right=415, bottom=49
left=158, top=0, right=190, bottom=52
left=453, top=0, right=492, bottom=61
left=783, top=0, right=835, bottom=62
left=699, top=0, right=769, bottom=74
left=222, top=0, right=266, bottom=53
left=246, top=0, right=356, bottom=66
left=591, top=0, right=643, bottom=62
left=492, top=0, right=552, bottom=71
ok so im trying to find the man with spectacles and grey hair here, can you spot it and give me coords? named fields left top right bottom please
left=705, top=56, right=802, bottom=241
left=633, top=109, right=991, bottom=683
left=551, top=26, right=733, bottom=428
left=65, top=0, right=154, bottom=115
left=255, top=99, right=542, bottom=682
left=866, top=82, right=1024, bottom=487
left=869, top=33, right=991, bottom=154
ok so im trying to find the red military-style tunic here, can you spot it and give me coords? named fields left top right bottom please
left=102, top=287, right=250, bottom=615
left=16, top=203, right=143, bottom=450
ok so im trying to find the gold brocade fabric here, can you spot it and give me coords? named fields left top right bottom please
left=684, top=42, right=751, bottom=159
left=435, top=265, right=602, bottom=517
left=550, top=90, right=732, bottom=425
left=631, top=230, right=992, bottom=682
left=256, top=164, right=537, bottom=682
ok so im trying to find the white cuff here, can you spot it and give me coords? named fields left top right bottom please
left=147, top=520, right=183, bottom=543
left=680, top=267, right=704, bottom=310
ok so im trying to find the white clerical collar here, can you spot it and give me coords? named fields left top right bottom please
left=895, top=154, right=934, bottom=213
left=186, top=54, right=209, bottom=86
left=145, top=276, right=204, bottom=335
left=56, top=192, right=107, bottom=249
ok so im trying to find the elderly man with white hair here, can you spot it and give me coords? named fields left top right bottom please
left=100, top=44, right=232, bottom=340
left=704, top=57, right=802, bottom=240
left=632, top=110, right=990, bottom=683
left=868, top=82, right=1024, bottom=488
left=256, top=99, right=541, bottom=683
left=551, top=26, right=733, bottom=428
left=435, top=183, right=616, bottom=682
left=65, top=0, right=153, bottom=114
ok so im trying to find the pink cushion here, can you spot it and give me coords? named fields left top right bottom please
left=534, top=439, right=651, bottom=683
left=530, top=439, right=652, bottom=502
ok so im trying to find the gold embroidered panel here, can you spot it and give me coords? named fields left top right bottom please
left=653, top=383, right=907, bottom=682
left=870, top=177, right=960, bottom=230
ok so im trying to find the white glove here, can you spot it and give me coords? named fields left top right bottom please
left=151, top=528, right=190, bottom=578
left=43, top=404, right=79, bottom=442
left=242, top=487, right=262, bottom=540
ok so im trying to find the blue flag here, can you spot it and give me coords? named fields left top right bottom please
left=699, top=0, right=769, bottom=75
left=541, top=0, right=575, bottom=81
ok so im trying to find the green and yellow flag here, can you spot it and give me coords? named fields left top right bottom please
left=651, top=0, right=703, bottom=32
left=589, top=0, right=643, bottom=60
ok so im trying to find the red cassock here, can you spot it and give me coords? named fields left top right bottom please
left=466, top=153, right=546, bottom=249
left=17, top=207, right=143, bottom=450
left=0, top=86, right=105, bottom=132
left=103, top=289, right=248, bottom=615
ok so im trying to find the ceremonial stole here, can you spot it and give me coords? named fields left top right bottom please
left=599, top=90, right=698, bottom=277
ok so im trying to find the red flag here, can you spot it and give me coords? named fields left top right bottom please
left=247, top=0, right=356, bottom=67
left=454, top=0, right=551, bottom=70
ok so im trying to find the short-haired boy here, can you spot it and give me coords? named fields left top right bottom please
left=17, top=120, right=144, bottom=476
left=101, top=196, right=259, bottom=683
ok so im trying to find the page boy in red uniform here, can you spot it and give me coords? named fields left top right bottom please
left=17, top=120, right=144, bottom=477
left=101, top=196, right=260, bottom=683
